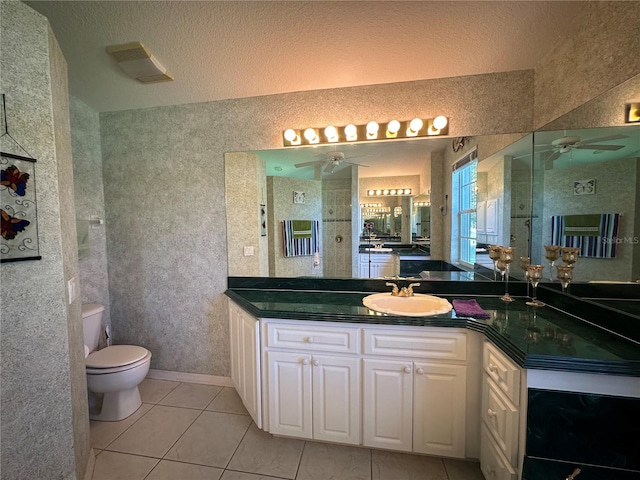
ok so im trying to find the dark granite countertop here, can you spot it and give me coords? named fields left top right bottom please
left=226, top=282, right=640, bottom=377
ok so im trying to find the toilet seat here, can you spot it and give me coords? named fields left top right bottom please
left=86, top=345, right=151, bottom=374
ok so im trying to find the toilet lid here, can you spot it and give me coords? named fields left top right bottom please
left=86, top=345, right=149, bottom=369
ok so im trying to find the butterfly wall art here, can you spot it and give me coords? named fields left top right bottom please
left=1, top=152, right=41, bottom=262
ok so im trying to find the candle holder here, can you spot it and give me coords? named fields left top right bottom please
left=556, top=264, right=574, bottom=293
left=488, top=245, right=503, bottom=281
left=497, top=247, right=515, bottom=302
left=525, top=264, right=545, bottom=306
left=544, top=245, right=561, bottom=281
left=561, top=247, right=580, bottom=266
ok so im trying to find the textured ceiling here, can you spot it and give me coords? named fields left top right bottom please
left=26, top=1, right=583, bottom=113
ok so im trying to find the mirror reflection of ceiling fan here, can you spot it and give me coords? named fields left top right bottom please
left=535, top=132, right=628, bottom=162
left=294, top=151, right=370, bottom=174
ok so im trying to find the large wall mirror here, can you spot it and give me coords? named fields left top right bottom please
left=225, top=74, right=639, bottom=289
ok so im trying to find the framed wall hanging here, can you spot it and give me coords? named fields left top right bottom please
left=1, top=152, right=41, bottom=262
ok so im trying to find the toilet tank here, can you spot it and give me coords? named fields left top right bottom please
left=82, top=304, right=104, bottom=353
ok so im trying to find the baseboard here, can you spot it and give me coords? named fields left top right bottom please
left=147, top=368, right=233, bottom=387
left=84, top=449, right=96, bottom=480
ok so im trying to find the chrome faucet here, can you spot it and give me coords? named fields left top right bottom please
left=386, top=282, right=420, bottom=296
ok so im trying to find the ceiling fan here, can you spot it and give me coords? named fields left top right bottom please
left=294, top=151, right=370, bottom=174
left=535, top=132, right=628, bottom=162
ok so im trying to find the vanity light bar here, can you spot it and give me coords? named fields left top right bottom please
left=414, top=201, right=431, bottom=207
left=367, top=188, right=412, bottom=196
left=283, top=116, right=448, bottom=146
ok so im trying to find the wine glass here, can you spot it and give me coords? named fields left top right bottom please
left=497, top=247, right=515, bottom=302
left=561, top=247, right=580, bottom=266
left=544, top=245, right=561, bottom=281
left=488, top=245, right=503, bottom=281
left=556, top=264, right=574, bottom=293
left=525, top=264, right=545, bottom=306
left=519, top=256, right=531, bottom=280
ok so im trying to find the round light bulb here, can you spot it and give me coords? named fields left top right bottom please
left=390, top=189, right=397, bottom=195
left=383, top=189, right=389, bottom=195
left=344, top=124, right=358, bottom=140
left=409, top=118, right=423, bottom=133
left=405, top=188, right=411, bottom=195
left=387, top=120, right=400, bottom=134
left=304, top=128, right=318, bottom=143
left=376, top=190, right=382, bottom=195
left=433, top=116, right=448, bottom=130
left=368, top=190, right=374, bottom=196
left=324, top=125, right=338, bottom=142
left=284, top=129, right=298, bottom=142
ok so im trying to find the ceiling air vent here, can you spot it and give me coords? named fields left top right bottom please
left=106, top=42, right=173, bottom=84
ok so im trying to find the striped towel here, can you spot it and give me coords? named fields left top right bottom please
left=551, top=213, right=620, bottom=258
left=282, top=220, right=319, bottom=257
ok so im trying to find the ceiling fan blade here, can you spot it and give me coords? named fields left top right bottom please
left=324, top=162, right=338, bottom=174
left=295, top=160, right=325, bottom=168
left=580, top=134, right=628, bottom=144
left=575, top=144, right=624, bottom=151
left=546, top=151, right=562, bottom=162
left=534, top=145, right=555, bottom=153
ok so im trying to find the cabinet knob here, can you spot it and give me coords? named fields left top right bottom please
left=488, top=363, right=498, bottom=373
left=416, top=368, right=425, bottom=375
left=312, top=359, right=320, bottom=366
left=307, top=337, right=314, bottom=344
left=302, top=358, right=309, bottom=365
left=487, top=408, right=497, bottom=418
left=404, top=366, right=412, bottom=373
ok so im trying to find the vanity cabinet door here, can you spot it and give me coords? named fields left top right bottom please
left=266, top=351, right=312, bottom=439
left=312, top=354, right=361, bottom=445
left=413, top=361, right=467, bottom=458
left=228, top=300, right=262, bottom=428
left=362, top=358, right=413, bottom=451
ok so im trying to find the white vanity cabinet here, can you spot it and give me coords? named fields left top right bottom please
left=228, top=299, right=262, bottom=428
left=480, top=340, right=523, bottom=480
left=358, top=253, right=399, bottom=278
left=262, top=321, right=361, bottom=445
left=362, top=327, right=468, bottom=458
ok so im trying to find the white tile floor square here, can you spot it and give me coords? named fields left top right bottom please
left=90, top=379, right=485, bottom=480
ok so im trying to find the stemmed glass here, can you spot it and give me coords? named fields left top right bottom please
left=556, top=265, right=574, bottom=293
left=497, top=247, right=515, bottom=302
left=544, top=245, right=561, bottom=281
left=489, top=245, right=503, bottom=281
left=525, top=264, right=545, bottom=306
left=561, top=247, right=580, bottom=266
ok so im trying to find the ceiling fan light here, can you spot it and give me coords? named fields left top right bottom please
left=324, top=126, right=339, bottom=142
left=345, top=124, right=358, bottom=141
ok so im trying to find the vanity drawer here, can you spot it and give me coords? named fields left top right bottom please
left=483, top=341, right=521, bottom=406
left=363, top=328, right=466, bottom=360
left=481, top=424, right=518, bottom=480
left=265, top=322, right=359, bottom=354
left=482, top=374, right=519, bottom=466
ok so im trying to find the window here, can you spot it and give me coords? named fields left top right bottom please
left=452, top=152, right=477, bottom=267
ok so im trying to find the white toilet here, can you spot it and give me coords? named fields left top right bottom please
left=82, top=304, right=152, bottom=421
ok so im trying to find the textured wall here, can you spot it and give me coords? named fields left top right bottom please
left=541, top=157, right=637, bottom=282
left=267, top=176, right=322, bottom=277
left=100, top=70, right=533, bottom=375
left=0, top=2, right=85, bottom=479
left=225, top=152, right=268, bottom=277
left=70, top=96, right=111, bottom=334
left=534, top=2, right=640, bottom=129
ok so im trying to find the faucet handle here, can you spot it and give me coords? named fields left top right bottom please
left=407, top=283, right=421, bottom=295
left=385, top=282, right=399, bottom=295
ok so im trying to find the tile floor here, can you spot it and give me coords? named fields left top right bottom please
left=90, top=378, right=486, bottom=480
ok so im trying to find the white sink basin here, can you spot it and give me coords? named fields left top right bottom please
left=363, top=247, right=393, bottom=252
left=362, top=292, right=453, bottom=317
